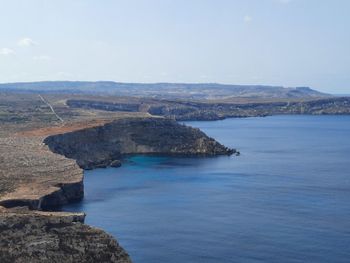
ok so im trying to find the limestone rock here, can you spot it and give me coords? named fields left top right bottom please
left=0, top=207, right=131, bottom=263
left=44, top=117, right=235, bottom=170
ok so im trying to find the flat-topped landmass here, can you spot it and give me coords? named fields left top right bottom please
left=0, top=136, right=83, bottom=210
left=0, top=81, right=331, bottom=100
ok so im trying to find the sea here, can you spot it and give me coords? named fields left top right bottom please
left=63, top=115, right=350, bottom=263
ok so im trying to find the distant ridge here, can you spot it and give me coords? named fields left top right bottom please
left=0, top=81, right=331, bottom=100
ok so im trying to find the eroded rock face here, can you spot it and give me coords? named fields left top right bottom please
left=0, top=136, right=130, bottom=263
left=0, top=207, right=131, bottom=263
left=44, top=117, right=235, bottom=169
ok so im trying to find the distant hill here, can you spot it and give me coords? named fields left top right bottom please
left=0, top=81, right=331, bottom=100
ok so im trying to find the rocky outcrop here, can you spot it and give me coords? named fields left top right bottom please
left=44, top=117, right=235, bottom=169
left=0, top=136, right=130, bottom=263
left=0, top=207, right=131, bottom=263
left=110, top=160, right=122, bottom=168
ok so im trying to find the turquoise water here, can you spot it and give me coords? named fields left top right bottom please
left=64, top=115, right=350, bottom=263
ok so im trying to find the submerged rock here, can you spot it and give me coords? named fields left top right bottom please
left=110, top=160, right=122, bottom=168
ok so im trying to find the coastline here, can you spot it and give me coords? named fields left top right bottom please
left=0, top=117, right=234, bottom=262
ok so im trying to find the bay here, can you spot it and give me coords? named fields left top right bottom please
left=64, top=115, right=350, bottom=263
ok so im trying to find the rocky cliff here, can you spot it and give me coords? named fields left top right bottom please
left=0, top=136, right=84, bottom=210
left=44, top=117, right=235, bottom=170
left=1, top=116, right=235, bottom=262
left=0, top=207, right=131, bottom=263
left=0, top=135, right=131, bottom=263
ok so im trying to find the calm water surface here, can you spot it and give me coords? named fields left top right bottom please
left=64, top=115, right=350, bottom=263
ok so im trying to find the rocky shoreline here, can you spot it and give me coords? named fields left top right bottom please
left=44, top=118, right=235, bottom=170
left=0, top=117, right=235, bottom=262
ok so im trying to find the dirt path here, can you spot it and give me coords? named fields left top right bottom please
left=38, top=94, right=64, bottom=123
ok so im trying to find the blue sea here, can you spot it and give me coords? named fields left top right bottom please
left=64, top=115, right=350, bottom=263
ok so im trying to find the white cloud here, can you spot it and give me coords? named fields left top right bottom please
left=0, top=48, right=15, bottom=56
left=33, top=55, right=51, bottom=61
left=17, top=37, right=37, bottom=47
left=243, top=15, right=253, bottom=23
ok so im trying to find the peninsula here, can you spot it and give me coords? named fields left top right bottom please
left=0, top=91, right=234, bottom=262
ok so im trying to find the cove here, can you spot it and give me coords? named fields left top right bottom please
left=63, top=115, right=350, bottom=263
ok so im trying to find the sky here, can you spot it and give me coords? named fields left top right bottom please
left=0, top=0, right=349, bottom=93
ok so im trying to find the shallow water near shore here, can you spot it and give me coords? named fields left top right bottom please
left=63, top=115, right=350, bottom=263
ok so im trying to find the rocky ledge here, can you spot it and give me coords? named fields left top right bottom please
left=44, top=117, right=235, bottom=169
left=0, top=207, right=131, bottom=263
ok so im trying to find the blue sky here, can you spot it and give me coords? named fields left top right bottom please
left=0, top=0, right=349, bottom=93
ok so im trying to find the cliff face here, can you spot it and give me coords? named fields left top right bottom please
left=0, top=136, right=84, bottom=210
left=0, top=207, right=131, bottom=263
left=44, top=117, right=235, bottom=170
left=0, top=136, right=130, bottom=263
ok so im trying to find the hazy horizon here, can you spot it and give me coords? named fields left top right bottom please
left=1, top=0, right=349, bottom=93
